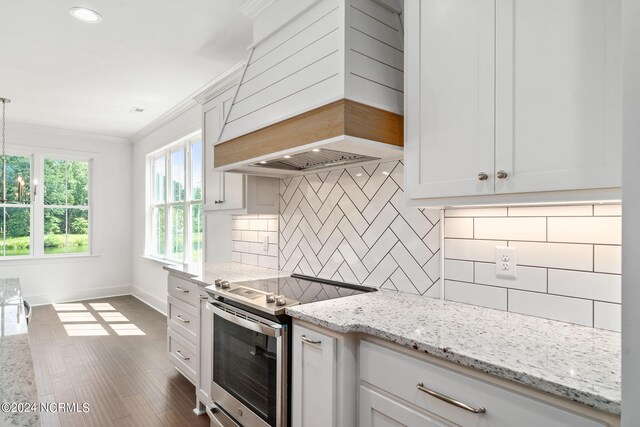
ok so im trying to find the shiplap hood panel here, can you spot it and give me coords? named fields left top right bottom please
left=214, top=0, right=405, bottom=176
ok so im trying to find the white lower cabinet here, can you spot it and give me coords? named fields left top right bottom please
left=359, top=340, right=609, bottom=427
left=291, top=321, right=357, bottom=427
left=359, top=386, right=446, bottom=427
left=196, top=286, right=213, bottom=409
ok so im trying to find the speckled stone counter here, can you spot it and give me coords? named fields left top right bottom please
left=164, top=262, right=290, bottom=285
left=0, top=278, right=40, bottom=426
left=286, top=289, right=621, bottom=415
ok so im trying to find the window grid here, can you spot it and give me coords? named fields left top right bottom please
left=148, top=135, right=202, bottom=263
left=0, top=151, right=92, bottom=259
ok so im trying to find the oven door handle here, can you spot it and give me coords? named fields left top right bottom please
left=209, top=303, right=282, bottom=338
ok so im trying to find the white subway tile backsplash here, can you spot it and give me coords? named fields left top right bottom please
left=278, top=161, right=441, bottom=295
left=233, top=214, right=279, bottom=269
left=443, top=218, right=473, bottom=238
left=444, top=259, right=474, bottom=283
left=474, top=217, right=547, bottom=241
left=443, top=203, right=621, bottom=331
left=594, top=204, right=622, bottom=216
left=595, top=245, right=622, bottom=274
left=508, top=290, right=593, bottom=326
left=232, top=241, right=250, bottom=253
left=241, top=253, right=258, bottom=266
left=512, top=241, right=593, bottom=271
left=507, top=205, right=593, bottom=217
left=594, top=302, right=621, bottom=332
left=259, top=255, right=278, bottom=269
left=445, top=207, right=508, bottom=217
left=444, top=280, right=507, bottom=311
left=474, top=262, right=547, bottom=292
left=444, top=239, right=507, bottom=263
left=547, top=217, right=621, bottom=244
left=548, top=270, right=621, bottom=303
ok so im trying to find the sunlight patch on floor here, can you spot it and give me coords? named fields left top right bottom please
left=53, top=303, right=87, bottom=311
left=64, top=323, right=109, bottom=336
left=98, top=312, right=129, bottom=322
left=108, top=323, right=146, bottom=336
left=89, top=303, right=116, bottom=311
left=57, top=312, right=97, bottom=322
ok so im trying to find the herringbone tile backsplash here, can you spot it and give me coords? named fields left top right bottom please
left=278, top=161, right=441, bottom=296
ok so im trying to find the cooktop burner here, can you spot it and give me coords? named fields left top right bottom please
left=205, top=274, right=376, bottom=316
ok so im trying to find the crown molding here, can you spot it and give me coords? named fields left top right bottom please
left=130, top=61, right=246, bottom=143
left=240, top=0, right=277, bottom=20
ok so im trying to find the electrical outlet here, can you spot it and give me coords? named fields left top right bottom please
left=495, top=246, right=517, bottom=279
left=263, top=235, right=269, bottom=252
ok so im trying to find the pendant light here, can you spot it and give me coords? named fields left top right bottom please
left=0, top=97, right=10, bottom=204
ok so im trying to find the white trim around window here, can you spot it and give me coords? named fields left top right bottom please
left=0, top=146, right=94, bottom=260
left=145, top=130, right=203, bottom=263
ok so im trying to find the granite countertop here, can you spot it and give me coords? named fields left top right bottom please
left=164, top=262, right=291, bottom=285
left=0, top=278, right=40, bottom=426
left=286, top=289, right=621, bottom=415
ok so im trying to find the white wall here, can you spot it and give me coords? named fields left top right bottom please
left=130, top=104, right=201, bottom=313
left=2, top=122, right=133, bottom=305
left=621, top=0, right=640, bottom=423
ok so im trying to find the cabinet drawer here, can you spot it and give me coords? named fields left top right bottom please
left=168, top=275, right=197, bottom=307
left=359, top=340, right=606, bottom=427
left=168, top=328, right=197, bottom=385
left=167, top=296, right=197, bottom=345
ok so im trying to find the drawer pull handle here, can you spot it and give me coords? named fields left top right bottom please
left=200, top=295, right=209, bottom=300
left=176, top=350, right=190, bottom=361
left=176, top=315, right=190, bottom=324
left=175, top=287, right=189, bottom=293
left=416, top=383, right=486, bottom=414
left=300, top=335, right=321, bottom=345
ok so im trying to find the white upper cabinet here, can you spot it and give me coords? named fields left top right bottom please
left=405, top=0, right=622, bottom=206
left=200, top=82, right=278, bottom=213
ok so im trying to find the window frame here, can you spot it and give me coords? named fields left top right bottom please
left=146, top=131, right=203, bottom=263
left=0, top=147, right=93, bottom=260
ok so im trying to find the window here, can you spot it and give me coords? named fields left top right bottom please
left=43, top=159, right=90, bottom=254
left=0, top=155, right=31, bottom=257
left=0, top=151, right=91, bottom=259
left=147, top=133, right=202, bottom=263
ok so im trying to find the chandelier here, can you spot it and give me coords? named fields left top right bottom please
left=1, top=97, right=9, bottom=204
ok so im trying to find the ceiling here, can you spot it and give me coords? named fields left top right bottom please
left=0, top=0, right=253, bottom=138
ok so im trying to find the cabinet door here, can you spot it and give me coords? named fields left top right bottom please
left=197, top=290, right=213, bottom=405
left=359, top=386, right=445, bottom=427
left=292, top=324, right=336, bottom=427
left=203, top=99, right=222, bottom=207
left=494, top=0, right=622, bottom=194
left=405, top=0, right=496, bottom=200
left=217, top=87, right=245, bottom=210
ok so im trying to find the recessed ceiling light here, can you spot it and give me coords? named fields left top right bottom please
left=69, top=7, right=103, bottom=23
left=129, top=107, right=144, bottom=114
left=312, top=148, right=321, bottom=152
left=259, top=161, right=267, bottom=164
left=283, top=155, right=291, bottom=159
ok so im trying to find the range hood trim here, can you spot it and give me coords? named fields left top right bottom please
left=214, top=99, right=403, bottom=169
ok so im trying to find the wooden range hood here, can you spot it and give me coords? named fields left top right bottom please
left=214, top=99, right=403, bottom=169
left=214, top=0, right=405, bottom=176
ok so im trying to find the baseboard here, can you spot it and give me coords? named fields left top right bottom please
left=27, top=284, right=133, bottom=306
left=131, top=288, right=167, bottom=316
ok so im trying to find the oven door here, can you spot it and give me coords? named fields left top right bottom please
left=209, top=301, right=287, bottom=427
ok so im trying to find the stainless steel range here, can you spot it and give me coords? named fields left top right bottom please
left=205, top=274, right=376, bottom=427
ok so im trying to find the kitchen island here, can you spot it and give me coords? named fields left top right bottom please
left=0, top=278, right=39, bottom=426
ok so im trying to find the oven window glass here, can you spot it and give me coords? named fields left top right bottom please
left=214, top=314, right=277, bottom=426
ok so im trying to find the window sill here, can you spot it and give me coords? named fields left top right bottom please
left=141, top=255, right=181, bottom=266
left=0, top=253, right=100, bottom=265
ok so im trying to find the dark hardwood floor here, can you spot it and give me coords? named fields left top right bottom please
left=29, top=295, right=209, bottom=427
